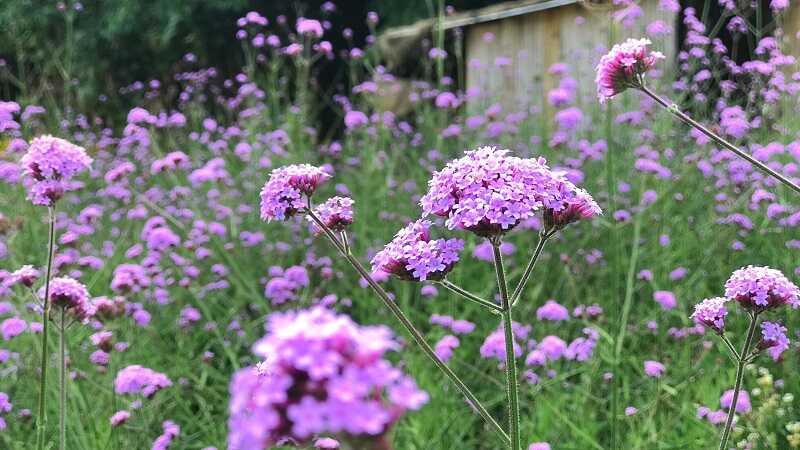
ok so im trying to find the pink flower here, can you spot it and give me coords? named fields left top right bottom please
left=596, top=38, right=664, bottom=102
left=643, top=360, right=665, bottom=378
left=260, top=165, right=330, bottom=221
left=229, top=307, right=427, bottom=448
left=720, top=389, right=751, bottom=413
left=309, top=196, right=354, bottom=233
left=109, top=410, right=130, bottom=426
left=724, top=265, right=800, bottom=310
left=344, top=110, right=368, bottom=129
left=653, top=290, right=677, bottom=310
left=371, top=220, right=463, bottom=282
left=20, top=135, right=92, bottom=205
left=296, top=18, right=324, bottom=38
left=690, top=297, right=728, bottom=333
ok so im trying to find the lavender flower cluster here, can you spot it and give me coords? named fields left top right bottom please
left=20, top=135, right=92, bottom=205
left=228, top=306, right=428, bottom=449
left=260, top=164, right=330, bottom=221
left=370, top=219, right=464, bottom=281
left=420, top=146, right=575, bottom=236
left=595, top=38, right=664, bottom=101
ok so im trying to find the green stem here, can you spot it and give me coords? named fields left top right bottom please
left=59, top=308, right=66, bottom=450
left=36, top=205, right=57, bottom=450
left=639, top=85, right=800, bottom=196
left=510, top=232, right=550, bottom=307
left=718, top=313, right=759, bottom=450
left=439, top=279, right=503, bottom=313
left=614, top=215, right=642, bottom=359
left=492, top=242, right=520, bottom=450
left=718, top=334, right=741, bottom=362
left=305, top=209, right=511, bottom=446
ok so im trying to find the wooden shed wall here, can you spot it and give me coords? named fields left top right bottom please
left=463, top=1, right=676, bottom=114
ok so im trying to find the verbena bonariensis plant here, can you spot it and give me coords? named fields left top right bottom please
left=259, top=147, right=601, bottom=450
left=597, top=38, right=800, bottom=196
left=19, top=135, right=92, bottom=450
left=600, top=37, right=800, bottom=450
left=690, top=266, right=799, bottom=450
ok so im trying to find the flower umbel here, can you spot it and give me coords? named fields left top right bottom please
left=596, top=38, right=664, bottom=101
left=228, top=307, right=428, bottom=449
left=42, top=277, right=95, bottom=321
left=420, top=146, right=572, bottom=237
left=542, top=180, right=602, bottom=232
left=309, top=196, right=354, bottom=233
left=260, top=164, right=330, bottom=221
left=690, top=297, right=729, bottom=334
left=371, top=219, right=463, bottom=281
left=20, top=135, right=92, bottom=205
left=724, top=265, right=800, bottom=311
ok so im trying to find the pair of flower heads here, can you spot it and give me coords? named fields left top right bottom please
left=259, top=146, right=603, bottom=283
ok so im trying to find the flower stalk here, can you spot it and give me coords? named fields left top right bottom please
left=718, top=312, right=759, bottom=450
left=510, top=231, right=551, bottom=307
left=59, top=307, right=67, bottom=450
left=492, top=241, right=521, bottom=450
left=438, top=279, right=503, bottom=314
left=36, top=205, right=57, bottom=450
left=638, top=85, right=800, bottom=196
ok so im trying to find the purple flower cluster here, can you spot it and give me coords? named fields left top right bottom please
left=260, top=164, right=330, bottom=221
left=596, top=38, right=664, bottom=101
left=420, top=146, right=575, bottom=237
left=114, top=365, right=173, bottom=398
left=542, top=182, right=602, bottom=232
left=1, top=317, right=26, bottom=341
left=690, top=297, right=728, bottom=334
left=759, top=321, right=790, bottom=361
left=151, top=420, right=180, bottom=450
left=371, top=220, right=463, bottom=281
left=264, top=265, right=309, bottom=305
left=20, top=135, right=92, bottom=205
left=44, top=276, right=95, bottom=321
left=228, top=307, right=427, bottom=449
left=723, top=265, right=800, bottom=310
left=310, top=196, right=354, bottom=234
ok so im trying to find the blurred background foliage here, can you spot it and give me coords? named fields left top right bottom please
left=0, top=0, right=498, bottom=118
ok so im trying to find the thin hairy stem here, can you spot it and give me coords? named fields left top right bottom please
left=36, top=205, right=57, bottom=450
left=639, top=85, right=800, bottom=196
left=718, top=334, right=741, bottom=362
left=305, top=208, right=511, bottom=446
left=510, top=232, right=550, bottom=307
left=439, top=279, right=503, bottom=313
left=718, top=313, right=759, bottom=450
left=59, top=308, right=66, bottom=450
left=340, top=231, right=351, bottom=255
left=492, top=242, right=520, bottom=450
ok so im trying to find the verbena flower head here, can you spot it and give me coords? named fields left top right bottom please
left=420, top=146, right=571, bottom=237
left=759, top=321, right=790, bottom=361
left=724, top=265, right=800, bottom=311
left=44, top=276, right=94, bottom=321
left=260, top=164, right=330, bottom=221
left=11, top=265, right=39, bottom=287
left=370, top=219, right=463, bottom=281
left=542, top=180, right=602, bottom=232
left=643, top=360, right=665, bottom=378
left=596, top=38, right=664, bottom=102
left=114, top=364, right=172, bottom=398
left=690, top=297, right=728, bottom=334
left=309, top=196, right=354, bottom=234
left=20, top=135, right=92, bottom=205
left=228, top=307, right=428, bottom=449
left=21, top=135, right=92, bottom=181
